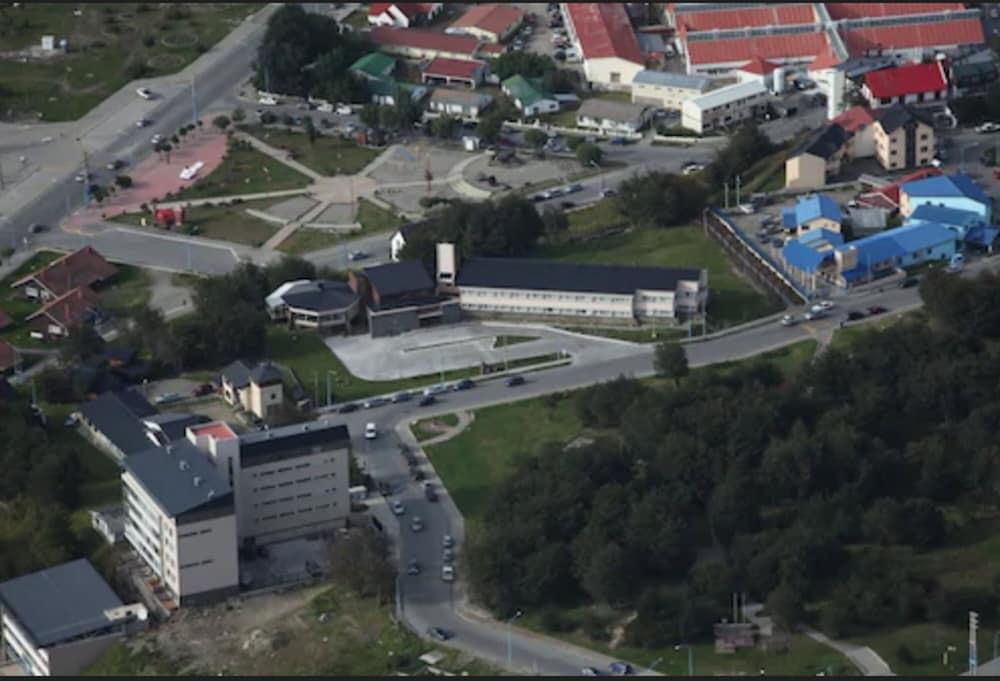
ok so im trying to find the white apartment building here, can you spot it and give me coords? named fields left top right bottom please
left=122, top=440, right=240, bottom=607
left=631, top=70, right=710, bottom=110
left=0, top=559, right=147, bottom=676
left=437, top=243, right=707, bottom=321
left=681, top=80, right=769, bottom=133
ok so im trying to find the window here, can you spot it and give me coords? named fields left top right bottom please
left=610, top=72, right=621, bottom=83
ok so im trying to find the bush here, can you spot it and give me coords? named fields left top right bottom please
left=657, top=124, right=701, bottom=138
left=896, top=643, right=915, bottom=666
left=539, top=609, right=576, bottom=633
left=142, top=34, right=155, bottom=48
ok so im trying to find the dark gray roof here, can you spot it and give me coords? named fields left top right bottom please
left=0, top=558, right=123, bottom=648
left=876, top=102, right=935, bottom=135
left=363, top=261, right=434, bottom=298
left=78, top=389, right=158, bottom=456
left=795, top=123, right=849, bottom=160
left=249, top=362, right=283, bottom=386
left=220, top=360, right=252, bottom=388
left=221, top=360, right=281, bottom=388
left=281, top=280, right=359, bottom=313
left=123, top=439, right=232, bottom=517
left=239, top=420, right=350, bottom=469
left=455, top=257, right=702, bottom=295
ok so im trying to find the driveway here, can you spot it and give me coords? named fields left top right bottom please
left=325, top=321, right=640, bottom=381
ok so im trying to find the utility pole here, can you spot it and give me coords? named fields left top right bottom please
left=723, top=182, right=729, bottom=209
left=970, top=611, right=979, bottom=676
left=736, top=174, right=742, bottom=207
left=313, top=371, right=319, bottom=407
left=191, top=75, right=199, bottom=127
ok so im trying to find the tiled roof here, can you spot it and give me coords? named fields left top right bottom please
left=840, top=18, right=984, bottom=56
left=12, top=246, right=118, bottom=298
left=678, top=4, right=816, bottom=32
left=449, top=4, right=524, bottom=38
left=687, top=30, right=829, bottom=66
left=422, top=57, right=486, bottom=80
left=824, top=2, right=966, bottom=21
left=565, top=3, right=643, bottom=65
left=809, top=46, right=842, bottom=70
left=831, top=105, right=875, bottom=133
left=864, top=61, right=947, bottom=98
left=25, top=286, right=100, bottom=329
left=370, top=27, right=480, bottom=57
left=739, top=57, right=780, bottom=75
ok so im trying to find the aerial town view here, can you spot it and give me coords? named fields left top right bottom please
left=3, top=1, right=1000, bottom=677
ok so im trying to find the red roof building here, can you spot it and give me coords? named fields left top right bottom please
left=565, top=3, right=644, bottom=88
left=863, top=61, right=949, bottom=107
left=12, top=246, right=118, bottom=302
left=447, top=4, right=525, bottom=43
left=676, top=4, right=816, bottom=34
left=26, top=286, right=101, bottom=338
left=824, top=2, right=966, bottom=21
left=421, top=57, right=488, bottom=88
left=369, top=27, right=483, bottom=60
left=808, top=46, right=842, bottom=71
left=368, top=3, right=440, bottom=28
left=858, top=167, right=944, bottom=210
left=687, top=31, right=829, bottom=71
left=831, top=105, right=875, bottom=134
left=840, top=18, right=984, bottom=57
left=739, top=57, right=780, bottom=76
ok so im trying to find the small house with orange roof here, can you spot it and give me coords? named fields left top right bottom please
left=25, top=286, right=103, bottom=339
left=12, top=246, right=118, bottom=303
left=832, top=105, right=876, bottom=158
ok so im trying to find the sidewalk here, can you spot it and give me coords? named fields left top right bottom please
left=800, top=625, right=895, bottom=676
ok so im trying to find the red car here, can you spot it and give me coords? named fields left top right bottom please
left=191, top=383, right=215, bottom=397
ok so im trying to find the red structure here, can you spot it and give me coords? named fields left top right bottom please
left=154, top=207, right=184, bottom=227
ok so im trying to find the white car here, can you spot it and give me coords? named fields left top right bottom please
left=391, top=500, right=405, bottom=515
left=780, top=314, right=797, bottom=327
left=136, top=87, right=154, bottom=100
left=335, top=103, right=353, bottom=115
left=258, top=95, right=279, bottom=106
left=976, top=122, right=1000, bottom=134
left=365, top=422, right=377, bottom=440
left=151, top=133, right=163, bottom=145
left=136, top=118, right=151, bottom=128
left=804, top=306, right=828, bottom=321
left=410, top=516, right=423, bottom=532
left=423, top=384, right=447, bottom=397
left=441, top=565, right=455, bottom=582
left=816, top=300, right=835, bottom=311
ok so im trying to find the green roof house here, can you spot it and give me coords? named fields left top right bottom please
left=501, top=75, right=559, bottom=117
left=367, top=77, right=428, bottom=107
left=349, top=52, right=397, bottom=81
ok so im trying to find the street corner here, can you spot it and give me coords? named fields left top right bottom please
left=59, top=211, right=107, bottom=235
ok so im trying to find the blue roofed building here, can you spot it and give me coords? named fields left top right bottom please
left=833, top=222, right=957, bottom=287
left=782, top=229, right=844, bottom=288
left=907, top=204, right=998, bottom=251
left=783, top=194, right=844, bottom=237
left=900, top=173, right=992, bottom=223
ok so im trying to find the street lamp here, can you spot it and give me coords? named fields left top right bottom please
left=994, top=630, right=1000, bottom=660
left=944, top=644, right=958, bottom=667
left=506, top=610, right=523, bottom=668
left=326, top=369, right=337, bottom=406
left=674, top=644, right=694, bottom=676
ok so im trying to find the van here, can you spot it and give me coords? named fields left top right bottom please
left=258, top=95, right=278, bottom=106
left=947, top=253, right=965, bottom=273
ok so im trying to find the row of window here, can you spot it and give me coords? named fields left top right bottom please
left=178, top=528, right=212, bottom=539
left=254, top=474, right=332, bottom=493
left=180, top=558, right=214, bottom=570
left=463, top=303, right=635, bottom=317
left=255, top=502, right=336, bottom=523
left=467, top=290, right=633, bottom=303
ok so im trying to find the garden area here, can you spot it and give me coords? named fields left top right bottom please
left=173, top=139, right=312, bottom=200
left=241, top=124, right=383, bottom=176
left=0, top=3, right=263, bottom=121
left=115, top=198, right=283, bottom=247
left=277, top=199, right=405, bottom=255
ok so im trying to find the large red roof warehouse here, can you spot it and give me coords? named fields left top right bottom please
left=565, top=3, right=643, bottom=64
left=824, top=2, right=966, bottom=21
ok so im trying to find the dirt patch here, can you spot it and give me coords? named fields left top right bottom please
left=608, top=611, right=637, bottom=650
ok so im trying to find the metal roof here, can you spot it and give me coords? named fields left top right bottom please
left=0, top=559, right=124, bottom=648
left=783, top=239, right=835, bottom=272
left=349, top=52, right=396, bottom=79
left=632, top=69, right=710, bottom=91
left=686, top=29, right=828, bottom=65
left=685, top=80, right=767, bottom=111
left=123, top=439, right=232, bottom=518
left=239, top=420, right=350, bottom=468
left=362, top=260, right=435, bottom=298
left=280, top=280, right=359, bottom=313
left=565, top=3, right=643, bottom=64
left=502, top=75, right=553, bottom=107
left=908, top=204, right=986, bottom=228
left=824, top=2, right=966, bottom=21
left=901, top=173, right=991, bottom=205
left=577, top=98, right=651, bottom=124
left=677, top=4, right=816, bottom=32
left=839, top=17, right=984, bottom=56
left=864, top=61, right=947, bottom=99
left=795, top=194, right=843, bottom=225
left=78, top=389, right=158, bottom=456
left=456, top=257, right=702, bottom=295
left=793, top=123, right=850, bottom=160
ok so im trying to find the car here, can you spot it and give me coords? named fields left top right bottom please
left=423, top=384, right=447, bottom=396
left=900, top=276, right=919, bottom=288
left=364, top=422, right=377, bottom=440
left=136, top=87, right=153, bottom=99
left=600, top=187, right=617, bottom=198
left=867, top=305, right=888, bottom=315
left=347, top=250, right=368, bottom=261
left=418, top=395, right=436, bottom=407
left=391, top=500, right=405, bottom=515
left=191, top=383, right=214, bottom=397
left=609, top=137, right=628, bottom=145
left=560, top=200, right=575, bottom=210
left=153, top=392, right=180, bottom=405
left=976, top=122, right=1000, bottom=134
left=28, top=223, right=45, bottom=234
left=441, top=565, right=455, bottom=582
left=335, top=103, right=353, bottom=115
left=338, top=402, right=359, bottom=413
left=427, top=626, right=453, bottom=641
left=681, top=164, right=704, bottom=175
left=106, top=159, right=126, bottom=171
left=846, top=310, right=865, bottom=321
left=151, top=133, right=164, bottom=145
left=804, top=308, right=827, bottom=321
left=453, top=378, right=475, bottom=391
left=305, top=560, right=323, bottom=578
left=609, top=661, right=633, bottom=675
left=74, top=171, right=90, bottom=183
left=771, top=236, right=785, bottom=248
left=407, top=559, right=421, bottom=576
left=553, top=50, right=566, bottom=61
left=567, top=182, right=583, bottom=192
left=391, top=390, right=412, bottom=403
left=424, top=484, right=438, bottom=501
left=506, top=375, right=525, bottom=387
left=581, top=668, right=600, bottom=676
left=363, top=397, right=387, bottom=409
left=443, top=547, right=454, bottom=563
left=258, top=95, right=279, bottom=106
left=442, top=534, right=455, bottom=549
left=757, top=231, right=771, bottom=243
left=780, top=314, right=797, bottom=327
left=817, top=300, right=835, bottom=311
left=410, top=516, right=424, bottom=532
left=136, top=118, right=151, bottom=128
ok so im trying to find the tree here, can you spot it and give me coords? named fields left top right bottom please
left=59, top=325, right=104, bottom=365
left=160, top=143, right=172, bottom=163
left=114, top=174, right=133, bottom=189
left=766, top=581, right=805, bottom=631
left=654, top=341, right=688, bottom=385
left=615, top=170, right=707, bottom=229
left=524, top=129, right=548, bottom=149
left=477, top=110, right=505, bottom=143
left=541, top=206, right=568, bottom=239
left=360, top=103, right=380, bottom=128
left=575, top=142, right=603, bottom=167
left=212, top=115, right=231, bottom=131
left=492, top=52, right=557, bottom=81
left=231, top=107, right=246, bottom=122
left=705, top=122, right=774, bottom=187
left=303, top=114, right=317, bottom=144
left=327, top=527, right=397, bottom=604
left=432, top=114, right=459, bottom=140
left=253, top=4, right=341, bottom=97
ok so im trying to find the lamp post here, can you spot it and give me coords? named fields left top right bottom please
left=993, top=630, right=1000, bottom=660
left=944, top=644, right=958, bottom=667
left=674, top=644, right=694, bottom=676
left=506, top=610, right=523, bottom=668
left=326, top=369, right=337, bottom=406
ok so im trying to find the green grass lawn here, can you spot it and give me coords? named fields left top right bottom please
left=242, top=125, right=383, bottom=176
left=172, top=141, right=312, bottom=200
left=98, top=264, right=152, bottom=318
left=278, top=199, right=403, bottom=255
left=851, top=623, right=988, bottom=677
left=277, top=228, right=343, bottom=256
left=532, top=219, right=781, bottom=328
left=493, top=335, right=537, bottom=348
left=411, top=413, right=460, bottom=441
left=558, top=325, right=688, bottom=343
left=0, top=4, right=263, bottom=122
left=356, top=198, right=404, bottom=233
left=115, top=199, right=282, bottom=247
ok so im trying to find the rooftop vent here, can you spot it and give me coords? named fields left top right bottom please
left=193, top=476, right=202, bottom=487
left=303, top=424, right=310, bottom=431
left=179, top=459, right=190, bottom=471
left=166, top=445, right=174, bottom=454
left=207, top=489, right=216, bottom=500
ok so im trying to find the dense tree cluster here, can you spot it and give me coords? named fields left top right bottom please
left=398, top=196, right=544, bottom=267
left=466, top=305, right=1000, bottom=643
left=704, top=122, right=775, bottom=187
left=491, top=53, right=578, bottom=95
left=254, top=4, right=370, bottom=103
left=614, top=171, right=706, bottom=229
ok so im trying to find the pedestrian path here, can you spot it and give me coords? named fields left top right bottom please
left=413, top=411, right=474, bottom=447
left=800, top=625, right=895, bottom=676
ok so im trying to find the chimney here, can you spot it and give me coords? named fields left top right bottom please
left=193, top=476, right=202, bottom=487
left=179, top=459, right=189, bottom=471
left=207, top=489, right=215, bottom=500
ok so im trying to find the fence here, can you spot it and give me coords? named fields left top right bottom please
left=501, top=119, right=643, bottom=141
left=703, top=207, right=809, bottom=305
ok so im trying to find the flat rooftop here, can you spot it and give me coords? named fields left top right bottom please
left=189, top=421, right=238, bottom=441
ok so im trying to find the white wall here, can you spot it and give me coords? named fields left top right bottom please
left=631, top=82, right=705, bottom=110
left=173, top=513, right=239, bottom=603
left=583, top=57, right=644, bottom=90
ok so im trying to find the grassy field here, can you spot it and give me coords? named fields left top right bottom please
left=0, top=4, right=263, bottom=122
left=559, top=325, right=689, bottom=343
left=242, top=125, right=383, bottom=176
left=115, top=199, right=282, bottom=247
left=173, top=141, right=312, bottom=200
left=412, top=413, right=460, bottom=442
left=532, top=216, right=781, bottom=328
left=278, top=199, right=403, bottom=255
left=852, top=622, right=989, bottom=677
left=493, top=335, right=537, bottom=348
left=98, top=264, right=153, bottom=318
left=277, top=229, right=343, bottom=256
left=356, top=198, right=404, bottom=233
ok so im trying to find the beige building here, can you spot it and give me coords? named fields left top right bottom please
left=122, top=439, right=240, bottom=608
left=266, top=280, right=360, bottom=335
left=576, top=98, right=653, bottom=135
left=681, top=80, right=769, bottom=134
left=220, top=360, right=284, bottom=420
left=872, top=103, right=936, bottom=172
left=631, top=70, right=710, bottom=110
left=785, top=123, right=850, bottom=190
left=564, top=3, right=645, bottom=91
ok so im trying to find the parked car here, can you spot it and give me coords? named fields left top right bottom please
left=410, top=516, right=424, bottom=532
left=442, top=534, right=455, bottom=549
left=407, top=559, right=421, bottom=576
left=136, top=87, right=154, bottom=100
left=391, top=500, right=405, bottom=515
left=423, top=384, right=447, bottom=396
left=427, top=626, right=453, bottom=641
left=442, top=548, right=455, bottom=563
left=106, top=159, right=126, bottom=171
left=601, top=188, right=617, bottom=197
left=553, top=50, right=566, bottom=61
left=391, top=390, right=412, bottom=403
left=771, top=236, right=785, bottom=248
left=335, top=103, right=352, bottom=115
left=609, top=137, right=628, bottom=145
left=817, top=300, right=835, bottom=311
left=28, top=223, right=46, bottom=234
left=567, top=182, right=583, bottom=193
left=867, top=305, right=888, bottom=315
left=453, top=378, right=475, bottom=391
left=681, top=163, right=704, bottom=175
left=365, top=422, right=377, bottom=440
left=846, top=310, right=865, bottom=321
left=804, top=308, right=827, bottom=321
left=151, top=133, right=164, bottom=145
left=136, top=118, right=151, bottom=127
left=424, top=484, right=438, bottom=501
left=976, top=122, right=1000, bottom=134
left=338, top=402, right=359, bottom=413
left=609, top=661, right=633, bottom=675
left=418, top=395, right=436, bottom=407
left=153, top=392, right=181, bottom=405
left=191, top=383, right=214, bottom=397
left=560, top=200, right=575, bottom=210
left=348, top=250, right=368, bottom=261
left=363, top=396, right=387, bottom=408
left=305, top=560, right=323, bottom=578
left=780, top=314, right=797, bottom=327
left=505, top=375, right=525, bottom=387
left=441, top=565, right=455, bottom=582
left=581, top=668, right=600, bottom=676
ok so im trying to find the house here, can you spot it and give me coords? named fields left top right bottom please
left=89, top=505, right=126, bottom=546
left=77, top=388, right=159, bottom=461
left=831, top=105, right=876, bottom=158
left=630, top=70, right=710, bottom=110
left=265, top=279, right=360, bottom=335
left=502, top=75, right=559, bottom=117
left=950, top=51, right=1000, bottom=96
left=25, top=286, right=102, bottom=339
left=680, top=80, right=769, bottom=134
left=856, top=167, right=942, bottom=212
left=784, top=123, right=850, bottom=190
left=735, top=57, right=780, bottom=90
left=437, top=243, right=708, bottom=322
left=369, top=27, right=490, bottom=61
left=833, top=222, right=958, bottom=287
left=219, top=360, right=284, bottom=420
left=873, top=102, right=936, bottom=171
left=781, top=194, right=844, bottom=237
left=446, top=4, right=524, bottom=43
left=366, top=77, right=428, bottom=107
left=421, top=57, right=488, bottom=88
left=426, top=88, right=494, bottom=120
left=862, top=61, right=949, bottom=109
left=12, top=246, right=117, bottom=302
left=348, top=52, right=397, bottom=81
left=564, top=3, right=644, bottom=90
left=576, top=98, right=653, bottom=135
left=900, top=173, right=992, bottom=222
left=0, top=558, right=147, bottom=676
left=348, top=260, right=460, bottom=338
left=367, top=2, right=441, bottom=28
left=907, top=204, right=997, bottom=249
left=0, top=340, right=20, bottom=373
